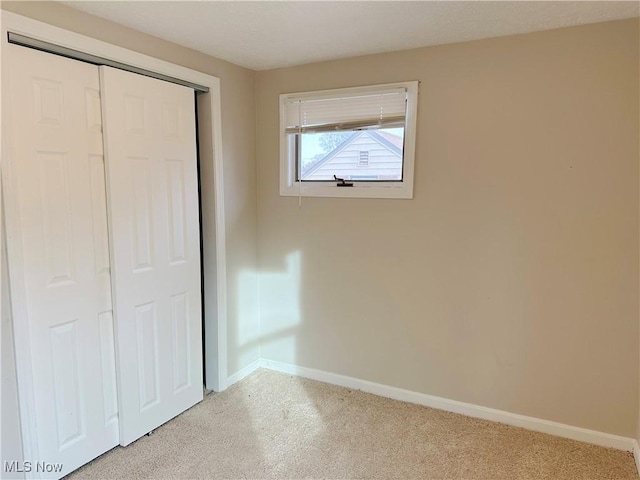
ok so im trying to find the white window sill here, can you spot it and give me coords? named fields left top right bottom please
left=280, top=182, right=413, bottom=199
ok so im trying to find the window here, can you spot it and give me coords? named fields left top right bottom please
left=280, top=81, right=418, bottom=199
left=358, top=151, right=370, bottom=167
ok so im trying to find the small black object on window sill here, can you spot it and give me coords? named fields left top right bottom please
left=334, top=175, right=353, bottom=187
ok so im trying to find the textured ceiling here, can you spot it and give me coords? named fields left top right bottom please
left=61, top=1, right=639, bottom=71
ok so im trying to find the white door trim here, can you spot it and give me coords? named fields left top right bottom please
left=0, top=10, right=228, bottom=473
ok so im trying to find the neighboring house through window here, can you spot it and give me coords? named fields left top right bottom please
left=301, top=131, right=402, bottom=181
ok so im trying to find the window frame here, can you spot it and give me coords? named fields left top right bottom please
left=279, top=81, right=418, bottom=199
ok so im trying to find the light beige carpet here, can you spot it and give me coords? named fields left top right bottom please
left=68, top=369, right=637, bottom=480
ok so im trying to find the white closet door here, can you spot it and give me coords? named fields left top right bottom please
left=99, top=66, right=203, bottom=446
left=3, top=46, right=119, bottom=477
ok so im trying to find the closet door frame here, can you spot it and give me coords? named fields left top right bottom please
left=0, top=10, right=228, bottom=472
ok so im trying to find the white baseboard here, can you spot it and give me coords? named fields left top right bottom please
left=633, top=440, right=640, bottom=476
left=224, top=358, right=262, bottom=389
left=260, top=358, right=635, bottom=452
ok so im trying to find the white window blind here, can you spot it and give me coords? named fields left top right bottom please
left=284, top=87, right=407, bottom=134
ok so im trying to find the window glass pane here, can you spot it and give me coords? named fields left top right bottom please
left=299, top=128, right=404, bottom=181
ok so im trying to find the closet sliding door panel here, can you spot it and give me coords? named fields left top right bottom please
left=3, top=45, right=118, bottom=478
left=99, top=66, right=203, bottom=446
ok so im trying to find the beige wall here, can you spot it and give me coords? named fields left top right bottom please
left=0, top=1, right=260, bottom=376
left=256, top=20, right=639, bottom=437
